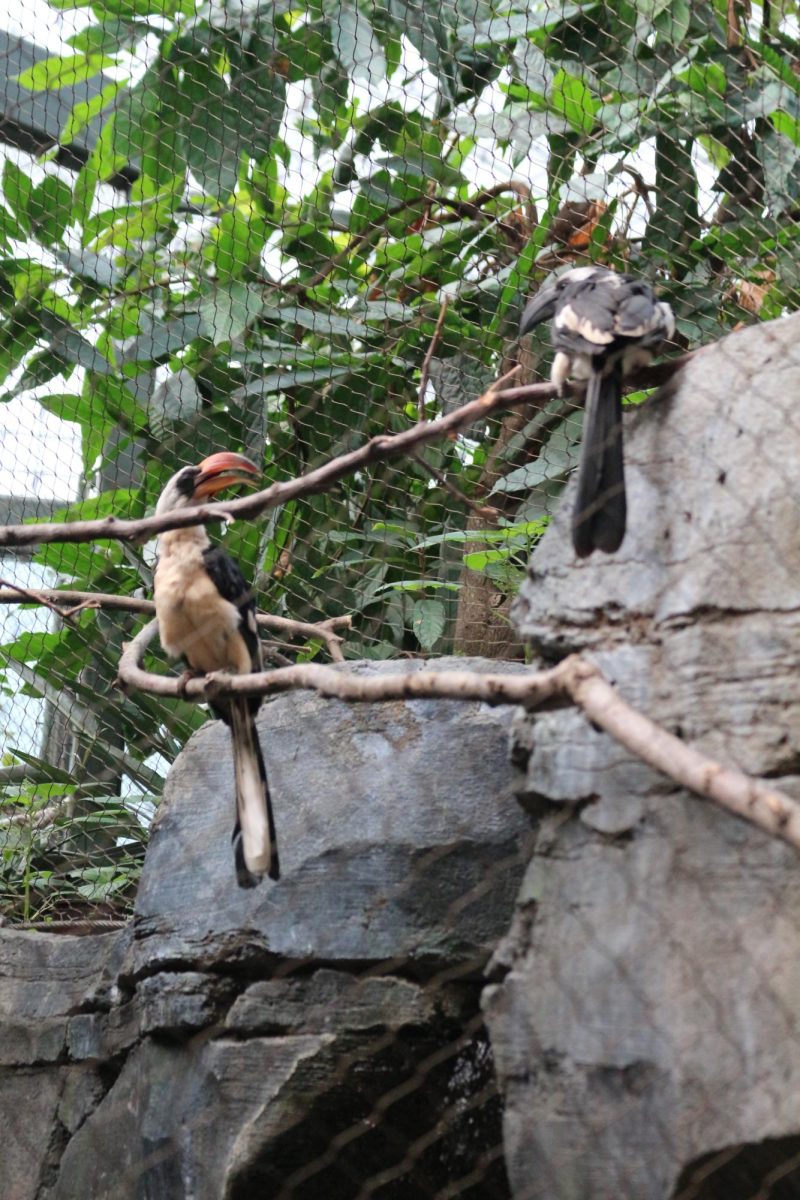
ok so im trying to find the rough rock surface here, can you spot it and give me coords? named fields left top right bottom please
left=134, top=657, right=532, bottom=975
left=1, top=658, right=527, bottom=1200
left=484, top=312, right=800, bottom=1199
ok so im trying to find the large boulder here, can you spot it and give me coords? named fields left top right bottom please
left=485, top=312, right=800, bottom=1199
left=134, top=657, right=533, bottom=975
left=2, top=658, right=527, bottom=1200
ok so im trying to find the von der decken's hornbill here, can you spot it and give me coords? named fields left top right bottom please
left=520, top=266, right=674, bottom=558
left=154, top=452, right=279, bottom=887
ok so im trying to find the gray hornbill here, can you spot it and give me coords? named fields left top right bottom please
left=153, top=452, right=279, bottom=887
left=520, top=265, right=674, bottom=557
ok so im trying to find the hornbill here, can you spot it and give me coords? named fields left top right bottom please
left=153, top=452, right=279, bottom=887
left=520, top=265, right=674, bottom=558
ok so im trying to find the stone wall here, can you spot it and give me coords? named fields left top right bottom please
left=1, top=660, right=529, bottom=1200
left=485, top=312, right=800, bottom=1200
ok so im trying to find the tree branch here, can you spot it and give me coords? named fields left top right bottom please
left=118, top=625, right=800, bottom=857
left=0, top=588, right=351, bottom=663
left=418, top=294, right=449, bottom=421
left=118, top=619, right=567, bottom=707
left=0, top=577, right=94, bottom=625
left=0, top=354, right=694, bottom=551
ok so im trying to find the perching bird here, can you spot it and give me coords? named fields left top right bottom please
left=520, top=266, right=674, bottom=558
left=153, top=452, right=279, bottom=887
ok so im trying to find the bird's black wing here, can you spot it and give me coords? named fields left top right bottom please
left=572, top=362, right=625, bottom=557
left=201, top=545, right=262, bottom=719
left=202, top=545, right=279, bottom=883
left=201, top=546, right=261, bottom=667
left=553, top=274, right=629, bottom=555
left=521, top=268, right=671, bottom=558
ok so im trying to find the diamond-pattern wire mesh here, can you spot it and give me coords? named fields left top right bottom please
left=1, top=0, right=800, bottom=1194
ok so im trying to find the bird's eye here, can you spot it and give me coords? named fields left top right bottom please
left=175, top=466, right=200, bottom=497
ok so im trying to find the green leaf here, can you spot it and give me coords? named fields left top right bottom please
left=148, top=368, right=202, bottom=435
left=56, top=247, right=122, bottom=288
left=67, top=20, right=140, bottom=55
left=0, top=312, right=42, bottom=388
left=490, top=411, right=583, bottom=495
left=205, top=207, right=268, bottom=280
left=771, top=110, right=800, bottom=149
left=1, top=350, right=70, bottom=402
left=14, top=54, right=116, bottom=92
left=412, top=520, right=548, bottom=550
left=2, top=161, right=34, bottom=232
left=390, top=0, right=450, bottom=78
left=36, top=391, right=98, bottom=426
left=118, top=312, right=203, bottom=364
left=199, top=283, right=263, bottom=345
left=374, top=580, right=459, bottom=594
left=261, top=305, right=371, bottom=339
left=38, top=311, right=116, bottom=378
left=550, top=68, right=597, bottom=135
left=230, top=53, right=287, bottom=163
left=177, top=65, right=241, bottom=199
left=236, top=365, right=353, bottom=395
left=463, top=548, right=513, bottom=570
left=28, top=177, right=74, bottom=247
left=411, top=597, right=446, bottom=651
left=60, top=80, right=124, bottom=145
left=0, top=203, right=27, bottom=246
left=326, top=0, right=387, bottom=86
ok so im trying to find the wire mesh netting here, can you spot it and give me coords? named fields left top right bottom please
left=1, top=0, right=800, bottom=1193
left=4, top=0, right=795, bottom=925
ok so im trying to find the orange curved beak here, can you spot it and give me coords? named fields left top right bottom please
left=194, top=451, right=261, bottom=499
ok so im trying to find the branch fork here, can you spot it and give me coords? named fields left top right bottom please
left=117, top=622, right=800, bottom=859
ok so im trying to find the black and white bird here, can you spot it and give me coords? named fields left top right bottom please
left=153, top=452, right=279, bottom=887
left=520, top=266, right=674, bottom=557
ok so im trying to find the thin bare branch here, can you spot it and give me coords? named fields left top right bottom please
left=0, top=577, right=91, bottom=625
left=0, top=355, right=693, bottom=551
left=563, top=660, right=800, bottom=850
left=418, top=295, right=449, bottom=421
left=118, top=627, right=800, bottom=858
left=411, top=453, right=501, bottom=519
left=0, top=589, right=155, bottom=614
left=0, top=587, right=351, bottom=662
left=0, top=798, right=72, bottom=829
left=260, top=614, right=351, bottom=663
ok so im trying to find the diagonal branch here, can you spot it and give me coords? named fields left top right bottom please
left=0, top=354, right=694, bottom=551
left=117, top=622, right=800, bottom=857
left=417, top=294, right=449, bottom=421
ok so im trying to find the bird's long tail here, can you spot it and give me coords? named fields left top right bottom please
left=228, top=699, right=280, bottom=887
left=572, top=360, right=626, bottom=557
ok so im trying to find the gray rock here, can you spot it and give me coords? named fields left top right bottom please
left=137, top=971, right=235, bottom=1037
left=2, top=660, right=521, bottom=1200
left=0, top=1067, right=64, bottom=1200
left=49, top=976, right=505, bottom=1200
left=134, top=658, right=534, bottom=975
left=490, top=312, right=800, bottom=1199
left=0, top=928, right=129, bottom=1068
left=225, top=968, right=448, bottom=1035
left=0, top=928, right=124, bottom=1021
left=48, top=1033, right=336, bottom=1200
left=67, top=1001, right=138, bottom=1062
left=57, top=1067, right=106, bottom=1135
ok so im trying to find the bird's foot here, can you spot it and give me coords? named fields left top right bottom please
left=176, top=667, right=202, bottom=697
left=204, top=669, right=234, bottom=702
